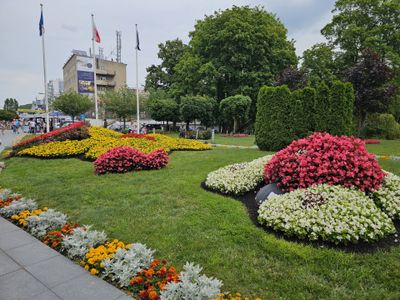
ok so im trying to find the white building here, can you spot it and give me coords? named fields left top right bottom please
left=47, top=79, right=64, bottom=101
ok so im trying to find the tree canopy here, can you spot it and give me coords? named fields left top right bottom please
left=219, top=95, right=251, bottom=133
left=53, top=92, right=92, bottom=121
left=180, top=96, right=215, bottom=129
left=322, top=0, right=400, bottom=72
left=104, top=87, right=137, bottom=127
left=3, top=98, right=19, bottom=111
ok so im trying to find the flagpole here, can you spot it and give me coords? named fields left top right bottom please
left=40, top=4, right=50, bottom=133
left=91, top=14, right=99, bottom=120
left=135, top=24, right=140, bottom=134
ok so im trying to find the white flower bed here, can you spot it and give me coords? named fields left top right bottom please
left=102, top=243, right=154, bottom=287
left=161, top=262, right=222, bottom=300
left=258, top=184, right=395, bottom=244
left=62, top=225, right=107, bottom=259
left=205, top=155, right=273, bottom=195
left=0, top=198, right=37, bottom=217
left=26, top=209, right=68, bottom=238
left=373, top=172, right=400, bottom=220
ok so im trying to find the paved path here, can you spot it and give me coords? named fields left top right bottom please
left=0, top=130, right=27, bottom=152
left=0, top=217, right=131, bottom=300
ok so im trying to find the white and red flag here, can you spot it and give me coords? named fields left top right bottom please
left=92, top=16, right=101, bottom=43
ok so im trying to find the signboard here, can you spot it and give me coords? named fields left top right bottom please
left=76, top=56, right=94, bottom=72
left=77, top=71, right=94, bottom=93
left=76, top=55, right=94, bottom=94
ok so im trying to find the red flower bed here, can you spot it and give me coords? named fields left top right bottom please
left=43, top=223, right=78, bottom=250
left=121, top=133, right=156, bottom=141
left=264, top=132, right=385, bottom=193
left=13, top=121, right=88, bottom=151
left=364, top=139, right=380, bottom=144
left=94, top=146, right=168, bottom=175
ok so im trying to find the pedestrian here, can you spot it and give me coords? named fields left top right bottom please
left=15, top=119, right=20, bottom=134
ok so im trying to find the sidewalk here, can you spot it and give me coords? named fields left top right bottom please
left=0, top=217, right=131, bottom=300
left=0, top=130, right=26, bottom=152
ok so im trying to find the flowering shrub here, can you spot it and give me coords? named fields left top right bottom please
left=43, top=223, right=78, bottom=250
left=62, top=225, right=107, bottom=259
left=102, top=243, right=155, bottom=287
left=94, top=147, right=169, bottom=175
left=264, top=132, right=385, bottom=193
left=373, top=172, right=400, bottom=219
left=122, top=133, right=156, bottom=141
left=11, top=208, right=47, bottom=226
left=26, top=209, right=68, bottom=238
left=129, top=259, right=180, bottom=300
left=0, top=198, right=37, bottom=218
left=205, top=155, right=273, bottom=195
left=160, top=262, right=222, bottom=300
left=258, top=184, right=395, bottom=244
left=364, top=139, right=380, bottom=144
left=81, top=239, right=129, bottom=275
left=12, top=121, right=88, bottom=152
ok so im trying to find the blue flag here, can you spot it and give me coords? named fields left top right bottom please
left=39, top=10, right=44, bottom=36
left=135, top=25, right=140, bottom=51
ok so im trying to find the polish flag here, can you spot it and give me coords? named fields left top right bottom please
left=92, top=18, right=101, bottom=43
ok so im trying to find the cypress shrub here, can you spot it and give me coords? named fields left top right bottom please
left=300, top=87, right=317, bottom=132
left=290, top=90, right=308, bottom=139
left=255, top=85, right=292, bottom=150
left=344, top=82, right=355, bottom=135
left=314, top=82, right=332, bottom=132
left=330, top=81, right=349, bottom=136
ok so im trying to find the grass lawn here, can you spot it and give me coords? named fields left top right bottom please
left=1, top=149, right=400, bottom=299
left=366, top=139, right=400, bottom=156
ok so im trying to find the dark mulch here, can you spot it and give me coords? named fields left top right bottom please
left=201, top=181, right=400, bottom=253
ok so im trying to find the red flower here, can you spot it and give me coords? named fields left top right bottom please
left=264, top=132, right=385, bottom=193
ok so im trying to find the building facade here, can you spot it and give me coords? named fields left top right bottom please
left=63, top=50, right=127, bottom=96
left=47, top=79, right=64, bottom=101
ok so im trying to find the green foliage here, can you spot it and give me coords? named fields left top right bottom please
left=302, top=43, right=337, bottom=85
left=389, top=95, right=400, bottom=123
left=104, top=87, right=136, bottom=121
left=365, top=113, right=400, bottom=140
left=322, top=0, right=400, bottom=73
left=171, top=6, right=297, bottom=107
left=256, top=81, right=355, bottom=150
left=255, top=85, right=293, bottom=151
left=329, top=81, right=354, bottom=136
left=3, top=98, right=18, bottom=111
left=53, top=91, right=92, bottom=121
left=0, top=109, right=18, bottom=121
left=180, top=96, right=215, bottom=129
left=145, top=39, right=188, bottom=92
left=146, top=98, right=180, bottom=124
left=219, top=95, right=251, bottom=133
left=314, top=82, right=332, bottom=132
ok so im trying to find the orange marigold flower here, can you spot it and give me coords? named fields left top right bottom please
left=150, top=259, right=160, bottom=268
left=139, top=290, right=148, bottom=298
left=148, top=290, right=158, bottom=300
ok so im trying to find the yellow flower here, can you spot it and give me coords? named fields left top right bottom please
left=90, top=268, right=99, bottom=275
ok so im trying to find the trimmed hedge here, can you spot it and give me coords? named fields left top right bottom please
left=255, top=81, right=355, bottom=150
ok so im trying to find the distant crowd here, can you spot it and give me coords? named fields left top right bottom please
left=0, top=119, right=48, bottom=135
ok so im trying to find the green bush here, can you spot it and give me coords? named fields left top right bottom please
left=329, top=81, right=354, bottom=136
left=184, top=130, right=212, bottom=140
left=314, top=82, right=331, bottom=132
left=255, top=85, right=293, bottom=150
left=364, top=113, right=400, bottom=140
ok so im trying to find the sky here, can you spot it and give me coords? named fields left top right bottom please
left=0, top=0, right=336, bottom=105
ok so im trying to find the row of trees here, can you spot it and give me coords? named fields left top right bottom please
left=0, top=98, right=19, bottom=121
left=256, top=81, right=354, bottom=151
left=144, top=1, right=399, bottom=137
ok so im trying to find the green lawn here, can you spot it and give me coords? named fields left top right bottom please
left=366, top=139, right=400, bottom=156
left=1, top=150, right=400, bottom=299
left=211, top=134, right=255, bottom=147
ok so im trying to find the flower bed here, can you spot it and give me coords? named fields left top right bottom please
left=121, top=133, right=156, bottom=141
left=258, top=184, right=395, bottom=244
left=364, top=139, right=380, bottom=144
left=15, top=127, right=210, bottom=161
left=12, top=121, right=88, bottom=152
left=0, top=188, right=259, bottom=299
left=373, top=172, right=400, bottom=219
left=264, top=132, right=385, bottom=193
left=205, top=155, right=273, bottom=195
left=94, top=147, right=169, bottom=175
